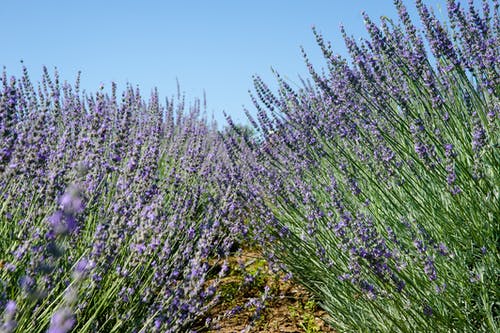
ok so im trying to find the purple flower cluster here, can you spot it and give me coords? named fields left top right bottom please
left=0, top=68, right=249, bottom=331
left=242, top=0, right=499, bottom=331
left=0, top=301, right=17, bottom=333
left=0, top=1, right=497, bottom=332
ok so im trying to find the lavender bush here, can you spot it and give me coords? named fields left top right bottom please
left=0, top=68, right=246, bottom=332
left=0, top=0, right=498, bottom=332
left=247, top=0, right=499, bottom=331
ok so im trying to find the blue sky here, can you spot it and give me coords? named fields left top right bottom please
left=2, top=1, right=452, bottom=125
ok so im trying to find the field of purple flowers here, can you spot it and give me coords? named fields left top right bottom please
left=1, top=0, right=499, bottom=332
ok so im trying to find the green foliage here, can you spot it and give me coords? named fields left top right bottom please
left=253, top=2, right=500, bottom=324
left=288, top=300, right=324, bottom=333
left=263, top=61, right=499, bottom=331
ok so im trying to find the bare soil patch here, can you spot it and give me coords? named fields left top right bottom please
left=197, top=250, right=335, bottom=333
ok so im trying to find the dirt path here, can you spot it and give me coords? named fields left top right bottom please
left=198, top=250, right=335, bottom=333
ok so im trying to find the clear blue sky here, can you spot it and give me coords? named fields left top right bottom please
left=2, top=1, right=452, bottom=125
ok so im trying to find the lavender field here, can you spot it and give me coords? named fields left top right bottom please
left=1, top=0, right=499, bottom=332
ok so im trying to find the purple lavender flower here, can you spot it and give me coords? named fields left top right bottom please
left=60, top=186, right=84, bottom=215
left=48, top=308, right=75, bottom=333
left=0, top=300, right=17, bottom=333
left=472, top=124, right=486, bottom=153
left=423, top=257, right=437, bottom=281
left=423, top=303, right=433, bottom=317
